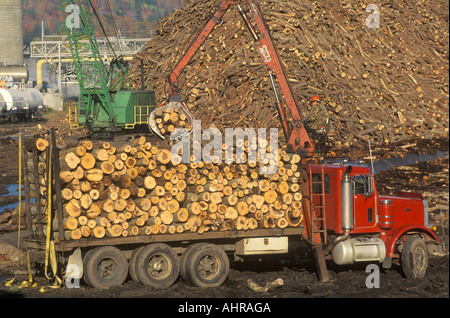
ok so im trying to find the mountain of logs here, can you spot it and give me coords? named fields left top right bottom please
left=26, top=134, right=303, bottom=241
left=129, top=0, right=448, bottom=148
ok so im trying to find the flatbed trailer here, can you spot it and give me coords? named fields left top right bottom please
left=20, top=129, right=441, bottom=290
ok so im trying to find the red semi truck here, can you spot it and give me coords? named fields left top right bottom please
left=22, top=0, right=441, bottom=289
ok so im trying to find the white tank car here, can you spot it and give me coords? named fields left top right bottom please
left=0, top=88, right=43, bottom=120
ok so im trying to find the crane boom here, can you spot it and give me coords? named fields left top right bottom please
left=60, top=0, right=155, bottom=136
left=60, top=0, right=115, bottom=126
left=160, top=0, right=315, bottom=155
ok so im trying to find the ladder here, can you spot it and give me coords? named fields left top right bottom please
left=125, top=105, right=151, bottom=129
left=308, top=165, right=327, bottom=245
left=68, top=106, right=83, bottom=129
left=303, top=164, right=329, bottom=282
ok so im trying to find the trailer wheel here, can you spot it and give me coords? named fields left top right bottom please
left=129, top=246, right=144, bottom=283
left=183, top=243, right=229, bottom=287
left=82, top=249, right=95, bottom=287
left=180, top=243, right=204, bottom=282
left=84, top=246, right=129, bottom=289
left=401, top=236, right=428, bottom=279
left=135, top=243, right=179, bottom=288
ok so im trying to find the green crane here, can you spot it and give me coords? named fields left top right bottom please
left=60, top=0, right=155, bottom=137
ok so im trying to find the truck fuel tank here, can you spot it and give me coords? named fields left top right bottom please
left=332, top=237, right=386, bottom=265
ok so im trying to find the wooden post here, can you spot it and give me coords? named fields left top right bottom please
left=32, top=145, right=43, bottom=240
left=21, top=131, right=32, bottom=238
left=51, top=128, right=65, bottom=242
left=312, top=245, right=329, bottom=282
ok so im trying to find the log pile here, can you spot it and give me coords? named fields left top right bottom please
left=153, top=104, right=192, bottom=139
left=181, top=145, right=303, bottom=233
left=25, top=134, right=304, bottom=241
left=129, top=0, right=448, bottom=148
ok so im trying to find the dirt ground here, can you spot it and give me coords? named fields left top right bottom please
left=0, top=110, right=448, bottom=299
left=0, top=246, right=448, bottom=299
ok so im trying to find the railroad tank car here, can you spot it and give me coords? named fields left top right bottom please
left=0, top=88, right=43, bottom=121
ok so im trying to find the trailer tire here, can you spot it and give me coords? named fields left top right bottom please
left=401, top=236, right=428, bottom=279
left=84, top=246, right=129, bottom=289
left=129, top=246, right=144, bottom=283
left=183, top=243, right=229, bottom=288
left=135, top=243, right=179, bottom=288
left=180, top=243, right=204, bottom=282
left=82, top=248, right=96, bottom=287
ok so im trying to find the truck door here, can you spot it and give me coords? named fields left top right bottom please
left=351, top=175, right=377, bottom=231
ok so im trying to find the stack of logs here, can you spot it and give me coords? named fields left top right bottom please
left=26, top=133, right=303, bottom=241
left=153, top=104, right=192, bottom=139
left=129, top=0, right=449, bottom=148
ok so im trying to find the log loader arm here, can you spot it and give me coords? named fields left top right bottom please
left=149, top=0, right=315, bottom=156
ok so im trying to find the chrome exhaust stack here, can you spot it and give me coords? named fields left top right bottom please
left=324, top=166, right=353, bottom=255
left=340, top=165, right=354, bottom=231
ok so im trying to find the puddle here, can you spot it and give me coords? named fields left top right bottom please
left=0, top=184, right=26, bottom=214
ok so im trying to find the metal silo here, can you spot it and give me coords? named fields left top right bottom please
left=0, top=0, right=23, bottom=66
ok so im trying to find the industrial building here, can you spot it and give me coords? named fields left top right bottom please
left=0, top=0, right=148, bottom=120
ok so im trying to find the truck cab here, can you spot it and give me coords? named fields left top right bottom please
left=302, top=163, right=441, bottom=279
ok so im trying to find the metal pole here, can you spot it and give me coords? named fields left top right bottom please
left=58, top=43, right=62, bottom=93
left=268, top=71, right=290, bottom=140
left=441, top=206, right=446, bottom=252
left=17, top=131, right=22, bottom=248
left=368, top=139, right=374, bottom=173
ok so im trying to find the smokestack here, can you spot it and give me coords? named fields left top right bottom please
left=0, top=0, right=23, bottom=66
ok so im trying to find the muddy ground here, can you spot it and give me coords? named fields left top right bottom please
left=0, top=111, right=448, bottom=300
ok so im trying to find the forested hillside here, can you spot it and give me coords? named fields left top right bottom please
left=22, top=0, right=182, bottom=42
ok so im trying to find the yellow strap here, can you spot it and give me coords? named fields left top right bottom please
left=4, top=251, right=37, bottom=289
left=20, top=251, right=37, bottom=288
left=4, top=277, right=16, bottom=287
left=39, top=240, right=62, bottom=293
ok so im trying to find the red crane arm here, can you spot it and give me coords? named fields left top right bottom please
left=243, top=0, right=314, bottom=155
left=168, top=0, right=236, bottom=92
left=166, top=0, right=315, bottom=156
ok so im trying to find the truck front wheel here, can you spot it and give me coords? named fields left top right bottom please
left=84, top=246, right=129, bottom=289
left=401, top=236, right=428, bottom=279
left=183, top=243, right=229, bottom=287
